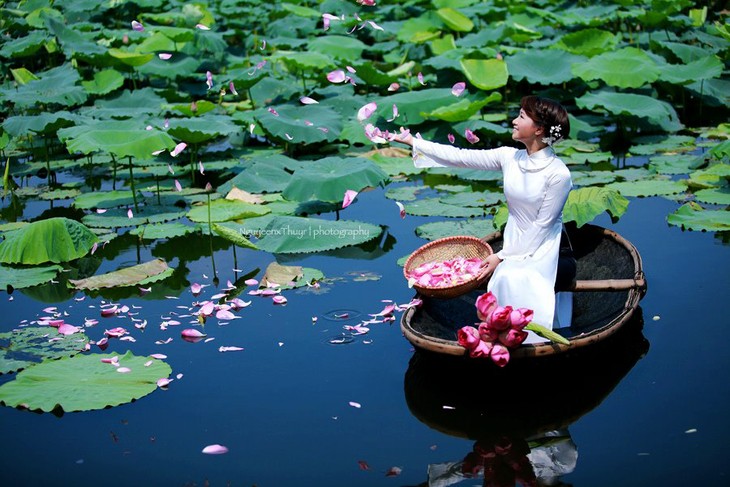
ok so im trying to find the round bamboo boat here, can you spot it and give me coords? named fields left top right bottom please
left=400, top=223, right=647, bottom=358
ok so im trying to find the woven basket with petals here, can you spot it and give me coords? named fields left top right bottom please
left=403, top=235, right=493, bottom=299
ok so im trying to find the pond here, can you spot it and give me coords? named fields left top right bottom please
left=1, top=176, right=729, bottom=487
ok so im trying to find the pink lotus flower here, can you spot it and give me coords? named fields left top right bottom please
left=478, top=321, right=499, bottom=342
left=342, top=189, right=358, bottom=209
left=490, top=343, right=510, bottom=367
left=396, top=201, right=406, bottom=219
left=489, top=306, right=514, bottom=331
left=510, top=308, right=534, bottom=329
left=457, top=326, right=480, bottom=350
left=498, top=328, right=528, bottom=348
left=475, top=292, right=498, bottom=321
left=470, top=339, right=494, bottom=358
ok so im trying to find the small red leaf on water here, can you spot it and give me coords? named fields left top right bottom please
left=385, top=466, right=402, bottom=477
left=358, top=460, right=370, bottom=470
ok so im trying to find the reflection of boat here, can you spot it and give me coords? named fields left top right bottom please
left=401, top=223, right=647, bottom=358
left=404, top=311, right=649, bottom=486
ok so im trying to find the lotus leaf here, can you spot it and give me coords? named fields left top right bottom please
left=629, top=135, right=697, bottom=155
left=69, top=258, right=171, bottom=290
left=460, top=58, right=509, bottom=91
left=62, top=125, right=176, bottom=160
left=656, top=55, right=724, bottom=85
left=261, top=262, right=304, bottom=288
left=667, top=202, right=730, bottom=231
left=554, top=28, right=618, bottom=56
left=7, top=64, right=88, bottom=109
left=81, top=206, right=187, bottom=228
left=607, top=179, right=688, bottom=198
left=648, top=154, right=705, bottom=175
left=253, top=216, right=382, bottom=254
left=368, top=152, right=421, bottom=178
left=571, top=171, right=619, bottom=187
left=415, top=218, right=498, bottom=241
left=562, top=187, right=630, bottom=227
left=424, top=93, right=501, bottom=123
left=0, top=30, right=48, bottom=59
left=167, top=115, right=240, bottom=144
left=384, top=185, right=426, bottom=202
left=0, top=264, right=63, bottom=290
left=440, top=191, right=502, bottom=208
left=693, top=187, right=730, bottom=206
left=211, top=223, right=258, bottom=250
left=379, top=88, right=467, bottom=126
left=308, top=35, right=367, bottom=60
left=186, top=199, right=271, bottom=223
left=282, top=157, right=388, bottom=203
left=0, top=217, right=97, bottom=265
left=78, top=88, right=168, bottom=120
left=218, top=156, right=297, bottom=194
left=572, top=47, right=660, bottom=88
left=405, top=198, right=485, bottom=218
left=507, top=49, right=586, bottom=85
left=2, top=111, right=78, bottom=137
left=108, top=47, right=154, bottom=67
left=81, top=69, right=125, bottom=95
left=0, top=351, right=172, bottom=413
left=575, top=91, right=683, bottom=132
left=37, top=189, right=81, bottom=201
left=130, top=222, right=201, bottom=240
left=436, top=7, right=474, bottom=32
left=0, top=326, right=89, bottom=375
left=255, top=104, right=342, bottom=145
left=74, top=190, right=141, bottom=210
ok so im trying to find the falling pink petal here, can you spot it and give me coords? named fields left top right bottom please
left=96, top=208, right=107, bottom=214
left=357, top=102, right=377, bottom=122
left=218, top=346, right=244, bottom=352
left=327, top=69, right=346, bottom=83
left=229, top=81, right=238, bottom=96
left=396, top=201, right=406, bottom=219
left=300, top=96, right=318, bottom=105
left=174, top=180, right=182, bottom=192
left=90, top=242, right=99, bottom=255
left=267, top=107, right=279, bottom=116
left=367, top=21, right=384, bottom=31
left=387, top=104, right=398, bottom=122
left=357, top=0, right=376, bottom=6
left=342, top=189, right=358, bottom=209
left=196, top=23, right=210, bottom=30
left=387, top=83, right=400, bottom=91
left=158, top=53, right=172, bottom=60
left=272, top=295, right=287, bottom=305
left=157, top=378, right=173, bottom=388
left=465, top=128, right=480, bottom=144
left=199, top=301, right=216, bottom=317
left=101, top=356, right=119, bottom=364
left=117, top=367, right=132, bottom=373
left=206, top=71, right=213, bottom=90
left=451, top=82, right=466, bottom=97
left=417, top=72, right=426, bottom=85
left=181, top=329, right=206, bottom=338
left=448, top=133, right=456, bottom=144
left=202, top=444, right=228, bottom=455
left=370, top=304, right=395, bottom=317
left=349, top=401, right=362, bottom=408
left=346, top=66, right=356, bottom=74
left=170, top=142, right=187, bottom=157
left=127, top=208, right=133, bottom=219
left=198, top=160, right=205, bottom=174
left=131, top=20, right=144, bottom=32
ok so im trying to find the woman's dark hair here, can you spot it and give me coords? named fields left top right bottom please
left=520, top=96, right=570, bottom=143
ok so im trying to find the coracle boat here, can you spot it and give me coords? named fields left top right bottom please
left=401, top=222, right=647, bottom=358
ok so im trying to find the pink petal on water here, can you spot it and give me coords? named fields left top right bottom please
left=174, top=179, right=182, bottom=192
left=357, top=102, right=377, bottom=122
left=150, top=354, right=167, bottom=359
left=396, top=201, right=406, bottom=219
left=342, top=189, right=358, bottom=209
left=327, top=69, right=346, bottom=83
left=101, top=306, right=118, bottom=317
left=117, top=367, right=132, bottom=373
left=157, top=378, right=173, bottom=388
left=218, top=346, right=244, bottom=352
left=448, top=133, right=456, bottom=144
left=465, top=128, right=480, bottom=144
left=386, top=466, right=403, bottom=477
left=387, top=82, right=400, bottom=91
left=181, top=329, right=206, bottom=338
left=451, top=82, right=466, bottom=97
left=170, top=142, right=187, bottom=157
left=202, top=444, right=228, bottom=455
left=349, top=401, right=362, bottom=408
left=244, top=279, right=259, bottom=286
left=131, top=20, right=144, bottom=31
left=272, top=295, right=287, bottom=305
left=105, top=327, right=128, bottom=338
left=216, top=309, right=236, bottom=320
left=199, top=301, right=216, bottom=316
left=97, top=337, right=109, bottom=350
left=158, top=53, right=172, bottom=60
left=57, top=324, right=80, bottom=336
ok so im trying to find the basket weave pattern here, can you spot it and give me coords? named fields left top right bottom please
left=404, top=235, right=493, bottom=299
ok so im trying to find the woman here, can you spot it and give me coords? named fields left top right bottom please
left=395, top=96, right=573, bottom=342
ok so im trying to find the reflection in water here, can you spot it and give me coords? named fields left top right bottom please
left=404, top=308, right=649, bottom=486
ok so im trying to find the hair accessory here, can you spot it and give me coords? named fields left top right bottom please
left=542, top=125, right=562, bottom=146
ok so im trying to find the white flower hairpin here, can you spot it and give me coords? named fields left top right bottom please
left=542, top=125, right=563, bottom=146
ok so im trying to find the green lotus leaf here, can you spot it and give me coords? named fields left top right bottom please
left=606, top=178, right=688, bottom=198
left=252, top=216, right=382, bottom=254
left=405, top=198, right=485, bottom=218
left=130, top=222, right=201, bottom=240
left=562, top=187, right=630, bottom=227
left=452, top=119, right=512, bottom=139
left=153, top=26, right=196, bottom=43
left=667, top=202, right=730, bottom=231
left=61, top=123, right=176, bottom=160
left=384, top=185, right=426, bottom=202
left=381, top=88, right=468, bottom=125
left=571, top=171, right=619, bottom=187
left=81, top=69, right=125, bottom=96
left=69, top=258, right=171, bottom=290
left=507, top=49, right=586, bottom=85
left=424, top=93, right=502, bottom=123
left=436, top=7, right=474, bottom=32
left=168, top=100, right=217, bottom=117
left=0, top=30, right=49, bottom=59
left=76, top=88, right=168, bottom=120
left=7, top=64, right=88, bottom=109
left=186, top=199, right=271, bottom=223
left=369, top=152, right=422, bottom=178
left=282, top=157, right=388, bottom=203
left=74, top=190, right=141, bottom=210
left=308, top=35, right=367, bottom=60
left=648, top=154, right=705, bottom=175
left=415, top=218, right=498, bottom=241
left=81, top=206, right=187, bottom=229
left=37, top=189, right=81, bottom=201
left=211, top=222, right=258, bottom=249
left=629, top=135, right=697, bottom=155
left=166, top=115, right=240, bottom=144
left=0, top=350, right=172, bottom=413
left=45, top=16, right=107, bottom=59
left=693, top=187, right=730, bottom=206
left=260, top=262, right=319, bottom=289
left=0, top=264, right=63, bottom=290
left=0, top=217, right=98, bottom=265
left=271, top=50, right=338, bottom=73
left=656, top=55, right=724, bottom=85
left=2, top=111, right=78, bottom=137
left=460, top=58, right=509, bottom=91
left=554, top=28, right=618, bottom=56
left=396, top=12, right=443, bottom=44
left=575, top=91, right=683, bottom=132
left=572, top=47, right=660, bottom=88
left=255, top=104, right=342, bottom=144
left=108, top=47, right=155, bottom=67
left=0, top=327, right=89, bottom=375
left=440, top=191, right=503, bottom=208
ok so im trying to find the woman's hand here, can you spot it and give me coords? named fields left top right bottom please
left=393, top=127, right=414, bottom=147
left=481, top=253, right=503, bottom=278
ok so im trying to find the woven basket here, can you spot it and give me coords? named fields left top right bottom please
left=403, top=235, right=494, bottom=299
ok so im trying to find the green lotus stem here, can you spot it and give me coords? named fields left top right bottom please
left=127, top=156, right=139, bottom=214
left=111, top=153, right=117, bottom=190
left=155, top=176, right=161, bottom=205
left=207, top=192, right=212, bottom=235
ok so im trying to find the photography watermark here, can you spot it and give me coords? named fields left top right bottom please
left=239, top=224, right=372, bottom=241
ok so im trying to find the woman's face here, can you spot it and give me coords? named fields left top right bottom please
left=511, top=108, right=542, bottom=144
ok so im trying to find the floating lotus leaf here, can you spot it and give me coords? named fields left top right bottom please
left=460, top=58, right=509, bottom=91
left=186, top=199, right=271, bottom=223
left=2, top=111, right=78, bottom=137
left=648, top=154, right=705, bottom=175
left=440, top=191, right=502, bottom=208
left=218, top=154, right=300, bottom=194
left=575, top=91, right=683, bottom=132
left=507, top=49, right=586, bottom=85
left=73, top=190, right=141, bottom=210
left=629, top=135, right=697, bottom=156
left=667, top=202, right=730, bottom=231
left=405, top=198, right=485, bottom=218
left=415, top=218, right=498, bottom=241
left=0, top=351, right=172, bottom=413
left=384, top=185, right=426, bottom=202
left=571, top=171, right=619, bottom=187
left=555, top=28, right=618, bottom=56
left=167, top=115, right=240, bottom=144
left=7, top=63, right=88, bottom=109
left=656, top=55, right=724, bottom=85
left=687, top=164, right=730, bottom=189
left=62, top=124, right=176, bottom=160
left=255, top=104, right=342, bottom=144
left=378, top=88, right=466, bottom=125
left=0, top=326, right=89, bottom=375
left=81, top=206, right=187, bottom=229
left=108, top=47, right=154, bottom=67
left=260, top=262, right=321, bottom=289
left=0, top=217, right=98, bottom=265
left=69, top=258, right=172, bottom=290
left=282, top=157, right=388, bottom=203
left=562, top=187, right=629, bottom=227
left=607, top=179, right=688, bottom=198
left=37, top=189, right=81, bottom=201
left=81, top=69, right=125, bottom=95
left=211, top=223, right=258, bottom=249
left=252, top=216, right=382, bottom=254
left=0, top=264, right=63, bottom=290
left=572, top=47, right=660, bottom=88
left=308, top=35, right=367, bottom=60
left=130, top=222, right=201, bottom=240
left=78, top=88, right=168, bottom=120
left=693, top=187, right=730, bottom=206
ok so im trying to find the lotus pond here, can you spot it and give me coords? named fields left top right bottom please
left=1, top=0, right=729, bottom=486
